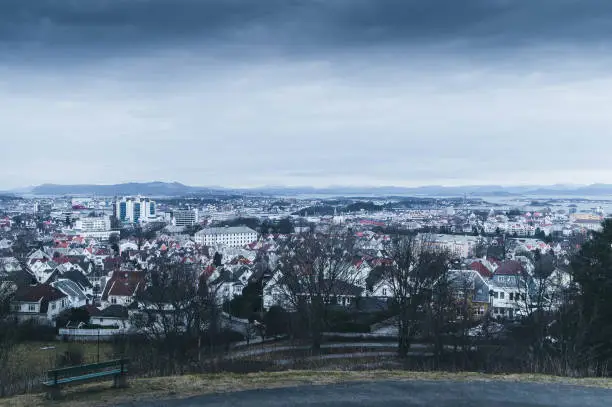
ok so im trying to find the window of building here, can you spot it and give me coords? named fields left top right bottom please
left=509, top=293, right=514, bottom=301
left=493, top=291, right=499, bottom=299
left=111, top=297, right=117, bottom=304
left=51, top=303, right=56, bottom=310
left=28, top=304, right=36, bottom=311
left=500, top=292, right=505, bottom=300
left=382, top=288, right=387, bottom=296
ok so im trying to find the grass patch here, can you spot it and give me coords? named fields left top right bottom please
left=9, top=341, right=115, bottom=371
left=2, top=370, right=612, bottom=407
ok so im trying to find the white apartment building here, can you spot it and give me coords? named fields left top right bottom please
left=173, top=209, right=199, bottom=227
left=420, top=234, right=481, bottom=258
left=75, top=215, right=113, bottom=240
left=76, top=216, right=111, bottom=231
left=115, top=196, right=156, bottom=224
left=194, top=226, right=258, bottom=247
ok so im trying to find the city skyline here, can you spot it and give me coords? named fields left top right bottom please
left=3, top=1, right=612, bottom=188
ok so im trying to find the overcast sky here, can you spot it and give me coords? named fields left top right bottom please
left=2, top=0, right=612, bottom=189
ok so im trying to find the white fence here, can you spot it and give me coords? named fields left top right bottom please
left=58, top=327, right=128, bottom=341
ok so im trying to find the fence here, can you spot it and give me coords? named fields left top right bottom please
left=58, top=328, right=128, bottom=341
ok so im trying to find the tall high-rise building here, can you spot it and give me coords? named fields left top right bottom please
left=115, top=196, right=156, bottom=223
left=173, top=209, right=199, bottom=227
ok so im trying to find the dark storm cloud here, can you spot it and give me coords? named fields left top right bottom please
left=2, top=0, right=612, bottom=58
left=4, top=1, right=612, bottom=188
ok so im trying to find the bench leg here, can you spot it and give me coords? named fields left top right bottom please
left=113, top=374, right=128, bottom=389
left=46, top=386, right=62, bottom=400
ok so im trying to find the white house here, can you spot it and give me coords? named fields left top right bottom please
left=51, top=279, right=89, bottom=309
left=263, top=271, right=364, bottom=311
left=209, top=268, right=245, bottom=304
left=86, top=304, right=130, bottom=329
left=27, top=249, right=52, bottom=264
left=119, top=241, right=139, bottom=254
left=369, top=278, right=393, bottom=298
left=30, top=260, right=56, bottom=284
left=100, top=271, right=145, bottom=307
left=11, top=284, right=70, bottom=325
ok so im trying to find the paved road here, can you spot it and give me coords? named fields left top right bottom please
left=122, top=380, right=612, bottom=407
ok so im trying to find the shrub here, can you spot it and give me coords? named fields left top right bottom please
left=57, top=345, right=84, bottom=367
left=14, top=320, right=56, bottom=342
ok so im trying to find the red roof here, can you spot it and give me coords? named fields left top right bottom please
left=494, top=260, right=524, bottom=276
left=470, top=261, right=493, bottom=278
left=101, top=271, right=145, bottom=300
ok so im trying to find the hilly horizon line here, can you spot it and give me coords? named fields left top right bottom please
left=5, top=181, right=612, bottom=197
left=15, top=180, right=600, bottom=188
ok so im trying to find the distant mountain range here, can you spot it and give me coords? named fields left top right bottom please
left=7, top=182, right=612, bottom=198
left=27, top=182, right=208, bottom=196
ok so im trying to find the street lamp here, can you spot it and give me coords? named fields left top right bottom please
left=97, top=327, right=100, bottom=363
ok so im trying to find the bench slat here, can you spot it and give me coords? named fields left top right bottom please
left=47, top=358, right=129, bottom=377
left=43, top=368, right=127, bottom=387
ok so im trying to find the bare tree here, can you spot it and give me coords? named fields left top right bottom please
left=383, top=234, right=451, bottom=358
left=131, top=258, right=215, bottom=374
left=425, top=265, right=458, bottom=368
left=11, top=229, right=37, bottom=269
left=273, top=229, right=356, bottom=350
left=511, top=250, right=562, bottom=372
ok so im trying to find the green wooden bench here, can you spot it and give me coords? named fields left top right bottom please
left=43, top=358, right=130, bottom=399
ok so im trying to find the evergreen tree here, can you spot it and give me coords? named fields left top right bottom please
left=569, top=219, right=612, bottom=373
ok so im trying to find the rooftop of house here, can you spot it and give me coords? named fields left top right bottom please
left=81, top=304, right=102, bottom=317
left=101, top=270, right=145, bottom=300
left=14, top=284, right=67, bottom=303
left=196, top=226, right=257, bottom=236
left=100, top=304, right=129, bottom=319
left=494, top=260, right=525, bottom=276
left=470, top=261, right=493, bottom=278
left=51, top=278, right=88, bottom=302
